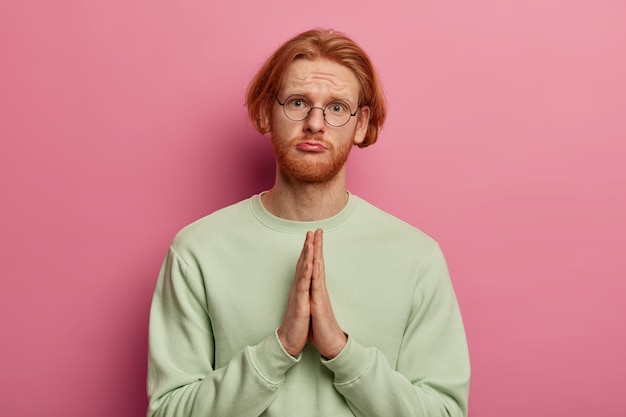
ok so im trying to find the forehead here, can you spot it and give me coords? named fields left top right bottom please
left=280, top=58, right=360, bottom=100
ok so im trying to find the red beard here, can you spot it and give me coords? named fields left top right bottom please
left=271, top=135, right=353, bottom=183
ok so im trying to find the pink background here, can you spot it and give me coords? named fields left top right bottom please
left=2, top=0, right=625, bottom=416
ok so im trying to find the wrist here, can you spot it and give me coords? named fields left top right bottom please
left=277, top=327, right=303, bottom=357
left=321, top=332, right=348, bottom=360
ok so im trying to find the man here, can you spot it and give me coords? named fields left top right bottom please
left=147, top=29, right=470, bottom=417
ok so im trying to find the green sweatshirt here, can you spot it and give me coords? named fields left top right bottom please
left=147, top=193, right=470, bottom=417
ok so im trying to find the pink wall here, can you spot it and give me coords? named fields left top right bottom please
left=2, top=1, right=624, bottom=416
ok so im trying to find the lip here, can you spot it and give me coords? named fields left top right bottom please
left=295, top=141, right=328, bottom=153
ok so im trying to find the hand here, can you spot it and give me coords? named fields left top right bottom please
left=277, top=229, right=347, bottom=359
left=277, top=231, right=314, bottom=357
left=308, top=229, right=347, bottom=359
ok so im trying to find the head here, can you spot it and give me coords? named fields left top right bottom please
left=246, top=29, right=386, bottom=148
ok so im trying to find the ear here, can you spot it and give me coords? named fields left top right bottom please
left=353, top=105, right=371, bottom=146
left=258, top=104, right=272, bottom=133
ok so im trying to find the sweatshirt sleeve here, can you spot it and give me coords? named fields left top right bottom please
left=147, top=245, right=299, bottom=417
left=322, top=244, right=470, bottom=417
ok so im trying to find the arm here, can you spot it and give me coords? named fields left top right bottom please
left=322, top=244, right=470, bottom=417
left=147, top=246, right=298, bottom=417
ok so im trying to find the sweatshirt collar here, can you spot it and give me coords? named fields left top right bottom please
left=249, top=191, right=358, bottom=234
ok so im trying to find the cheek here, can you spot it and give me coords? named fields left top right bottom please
left=270, top=107, right=287, bottom=133
left=271, top=116, right=299, bottom=139
left=342, top=125, right=360, bottom=145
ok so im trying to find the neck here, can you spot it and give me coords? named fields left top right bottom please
left=262, top=168, right=349, bottom=221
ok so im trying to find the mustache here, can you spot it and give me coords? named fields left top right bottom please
left=290, top=135, right=332, bottom=148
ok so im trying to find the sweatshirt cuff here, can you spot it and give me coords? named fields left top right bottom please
left=321, top=335, right=375, bottom=384
left=247, top=330, right=301, bottom=385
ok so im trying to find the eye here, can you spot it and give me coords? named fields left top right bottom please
left=287, top=96, right=310, bottom=109
left=327, top=101, right=349, bottom=114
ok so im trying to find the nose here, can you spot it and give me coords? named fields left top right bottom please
left=304, top=106, right=326, bottom=133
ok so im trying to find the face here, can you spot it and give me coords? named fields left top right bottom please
left=268, top=58, right=370, bottom=183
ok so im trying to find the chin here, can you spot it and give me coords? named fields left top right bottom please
left=273, top=139, right=352, bottom=184
left=280, top=162, right=343, bottom=183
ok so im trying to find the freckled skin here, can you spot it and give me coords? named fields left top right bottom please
left=270, top=59, right=366, bottom=183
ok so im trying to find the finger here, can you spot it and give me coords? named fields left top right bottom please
left=295, top=232, right=315, bottom=293
left=312, top=229, right=325, bottom=288
left=295, top=232, right=314, bottom=275
left=311, top=259, right=328, bottom=309
left=311, top=258, right=324, bottom=292
left=313, top=229, right=324, bottom=261
left=295, top=231, right=312, bottom=271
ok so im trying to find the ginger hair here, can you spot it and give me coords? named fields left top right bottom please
left=246, top=29, right=386, bottom=148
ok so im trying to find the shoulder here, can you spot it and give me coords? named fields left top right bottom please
left=171, top=197, right=254, bottom=251
left=352, top=196, right=438, bottom=248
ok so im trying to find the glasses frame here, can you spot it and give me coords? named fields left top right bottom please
left=276, top=95, right=358, bottom=127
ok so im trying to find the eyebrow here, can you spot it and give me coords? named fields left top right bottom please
left=282, top=93, right=355, bottom=106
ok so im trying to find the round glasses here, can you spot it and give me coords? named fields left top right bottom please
left=276, top=95, right=357, bottom=127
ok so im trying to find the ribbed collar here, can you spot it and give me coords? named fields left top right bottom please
left=249, top=192, right=358, bottom=234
